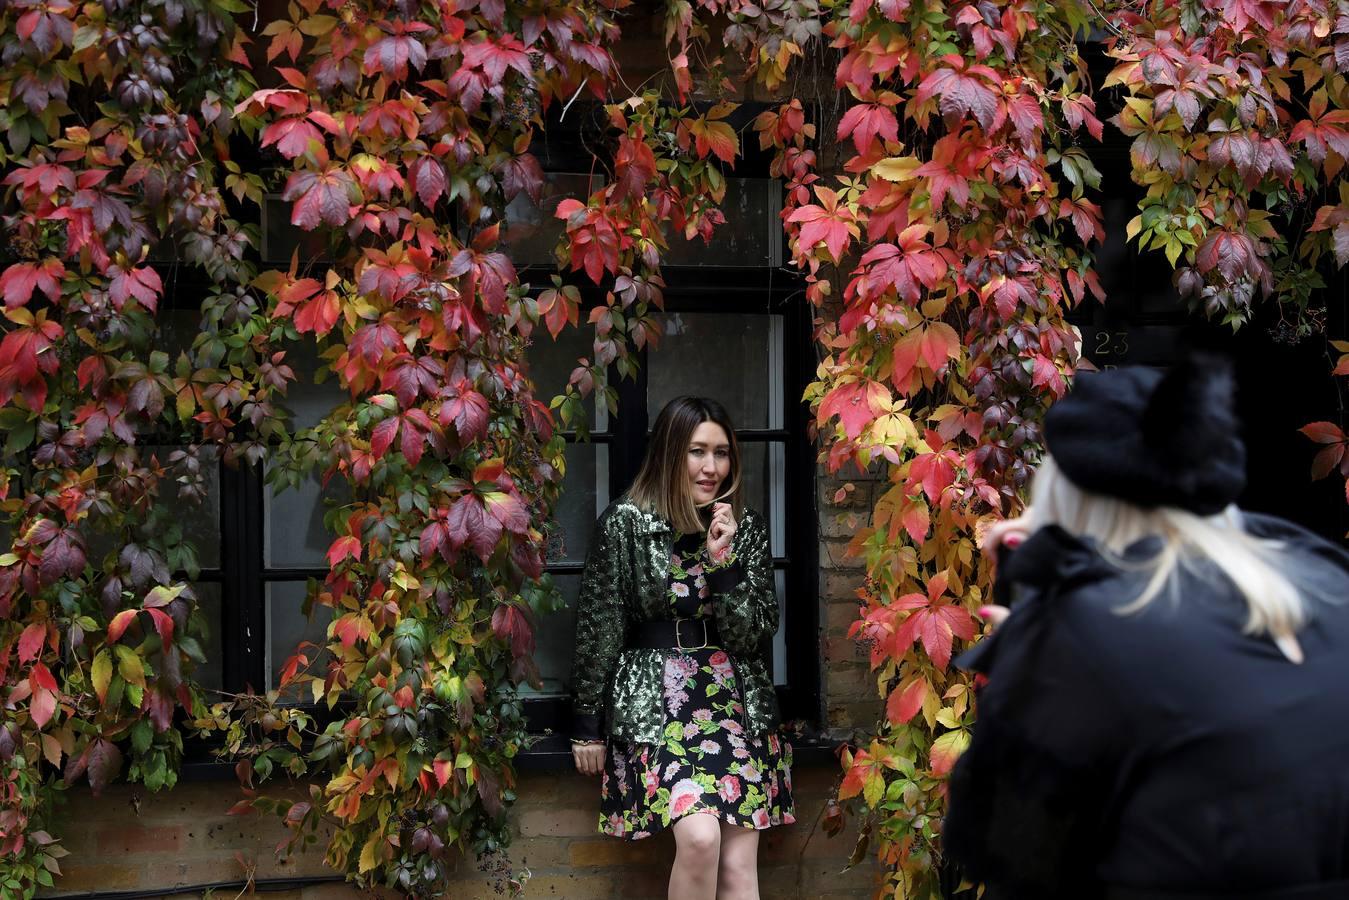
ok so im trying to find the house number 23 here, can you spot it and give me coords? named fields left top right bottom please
left=1093, top=331, right=1129, bottom=357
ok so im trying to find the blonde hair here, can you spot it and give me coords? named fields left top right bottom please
left=1024, top=456, right=1307, bottom=663
left=626, top=396, right=743, bottom=534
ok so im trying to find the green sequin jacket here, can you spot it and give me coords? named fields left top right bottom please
left=570, top=498, right=781, bottom=744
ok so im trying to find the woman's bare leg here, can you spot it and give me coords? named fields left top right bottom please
left=670, top=813, right=722, bottom=900
left=715, top=822, right=760, bottom=900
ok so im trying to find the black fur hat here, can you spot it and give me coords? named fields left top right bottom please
left=1042, top=355, right=1246, bottom=516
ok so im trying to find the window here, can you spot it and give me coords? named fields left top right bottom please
left=154, top=103, right=819, bottom=746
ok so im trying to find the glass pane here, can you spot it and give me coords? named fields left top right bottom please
left=501, top=173, right=600, bottom=267
left=773, top=569, right=787, bottom=685
left=266, top=581, right=332, bottom=694
left=83, top=445, right=221, bottom=571
left=265, top=471, right=351, bottom=569
left=647, top=313, right=783, bottom=430
left=521, top=574, right=578, bottom=698
left=663, top=178, right=782, bottom=267
left=158, top=308, right=201, bottom=361
left=192, top=582, right=224, bottom=693
left=546, top=444, right=609, bottom=564
left=525, top=323, right=604, bottom=431
left=279, top=338, right=346, bottom=430
left=261, top=194, right=332, bottom=264
left=739, top=443, right=773, bottom=531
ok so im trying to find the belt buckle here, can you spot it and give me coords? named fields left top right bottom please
left=675, top=618, right=708, bottom=652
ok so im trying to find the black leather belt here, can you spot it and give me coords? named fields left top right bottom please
left=1104, top=880, right=1349, bottom=900
left=630, top=618, right=723, bottom=651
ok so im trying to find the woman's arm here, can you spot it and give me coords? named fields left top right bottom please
left=570, top=509, right=628, bottom=742
left=943, top=590, right=1124, bottom=898
left=705, top=509, right=777, bottom=657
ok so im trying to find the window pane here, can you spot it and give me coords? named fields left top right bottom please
left=261, top=194, right=332, bottom=264
left=546, top=444, right=609, bottom=564
left=662, top=178, right=782, bottom=267
left=647, top=313, right=783, bottom=430
left=526, top=324, right=605, bottom=431
left=279, top=339, right=346, bottom=430
left=501, top=173, right=600, bottom=267
left=736, top=441, right=786, bottom=557
left=521, top=574, right=578, bottom=698
left=265, top=471, right=351, bottom=569
left=83, top=445, right=221, bottom=571
left=192, top=582, right=224, bottom=693
left=265, top=581, right=332, bottom=694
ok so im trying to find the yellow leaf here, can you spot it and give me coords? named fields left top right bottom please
left=41, top=733, right=62, bottom=766
left=115, top=645, right=146, bottom=690
left=297, top=15, right=337, bottom=35
left=358, top=835, right=380, bottom=873
left=872, top=156, right=922, bottom=182
left=91, top=650, right=113, bottom=704
left=1125, top=214, right=1143, bottom=242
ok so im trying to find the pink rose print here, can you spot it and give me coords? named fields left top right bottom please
left=717, top=775, right=742, bottom=803
left=752, top=808, right=771, bottom=829
left=708, top=650, right=729, bottom=667
left=692, top=708, right=713, bottom=721
left=671, top=553, right=683, bottom=568
left=740, top=762, right=762, bottom=783
left=720, top=719, right=743, bottom=734
left=689, top=564, right=704, bottom=577
left=698, top=739, right=721, bottom=755
left=644, top=769, right=660, bottom=799
left=698, top=586, right=710, bottom=599
left=733, top=746, right=751, bottom=760
left=669, top=778, right=705, bottom=818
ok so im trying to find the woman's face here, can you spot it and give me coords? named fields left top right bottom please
left=686, top=421, right=731, bottom=506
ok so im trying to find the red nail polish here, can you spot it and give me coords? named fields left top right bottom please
left=977, top=606, right=992, bottom=619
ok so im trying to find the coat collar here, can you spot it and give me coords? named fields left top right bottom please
left=1000, top=524, right=1163, bottom=589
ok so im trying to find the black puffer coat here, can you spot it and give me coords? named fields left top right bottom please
left=944, top=512, right=1349, bottom=900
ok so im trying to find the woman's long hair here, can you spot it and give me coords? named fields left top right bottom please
left=627, top=396, right=743, bottom=534
left=1025, top=455, right=1308, bottom=663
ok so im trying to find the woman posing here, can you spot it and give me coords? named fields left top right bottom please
left=944, top=357, right=1349, bottom=900
left=570, top=396, right=794, bottom=900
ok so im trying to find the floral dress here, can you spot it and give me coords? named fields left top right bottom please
left=599, top=531, right=795, bottom=839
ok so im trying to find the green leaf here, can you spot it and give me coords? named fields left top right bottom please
left=91, top=651, right=113, bottom=705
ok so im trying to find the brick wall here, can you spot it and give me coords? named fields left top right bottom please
left=40, top=762, right=876, bottom=899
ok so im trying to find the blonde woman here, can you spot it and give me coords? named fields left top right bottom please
left=943, top=358, right=1349, bottom=900
left=571, top=396, right=794, bottom=900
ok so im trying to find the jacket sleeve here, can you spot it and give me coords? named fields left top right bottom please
left=942, top=589, right=1123, bottom=899
left=705, top=510, right=777, bottom=658
left=570, top=510, right=627, bottom=741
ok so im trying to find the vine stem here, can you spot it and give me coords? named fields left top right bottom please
left=1085, top=0, right=1125, bottom=37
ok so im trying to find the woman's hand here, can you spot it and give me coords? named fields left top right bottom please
left=979, top=514, right=1031, bottom=561
left=975, top=513, right=1030, bottom=634
left=707, top=502, right=736, bottom=562
left=572, top=741, right=605, bottom=776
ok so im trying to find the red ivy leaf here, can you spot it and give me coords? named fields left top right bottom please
left=283, top=167, right=358, bottom=230
left=18, top=622, right=47, bottom=664
left=491, top=603, right=535, bottom=659
left=447, top=493, right=501, bottom=562
left=886, top=675, right=929, bottom=725
left=326, top=535, right=362, bottom=567
left=818, top=380, right=889, bottom=440
left=837, top=103, right=898, bottom=155
left=1, top=259, right=64, bottom=308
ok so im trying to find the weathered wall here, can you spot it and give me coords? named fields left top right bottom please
left=41, top=763, right=876, bottom=899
